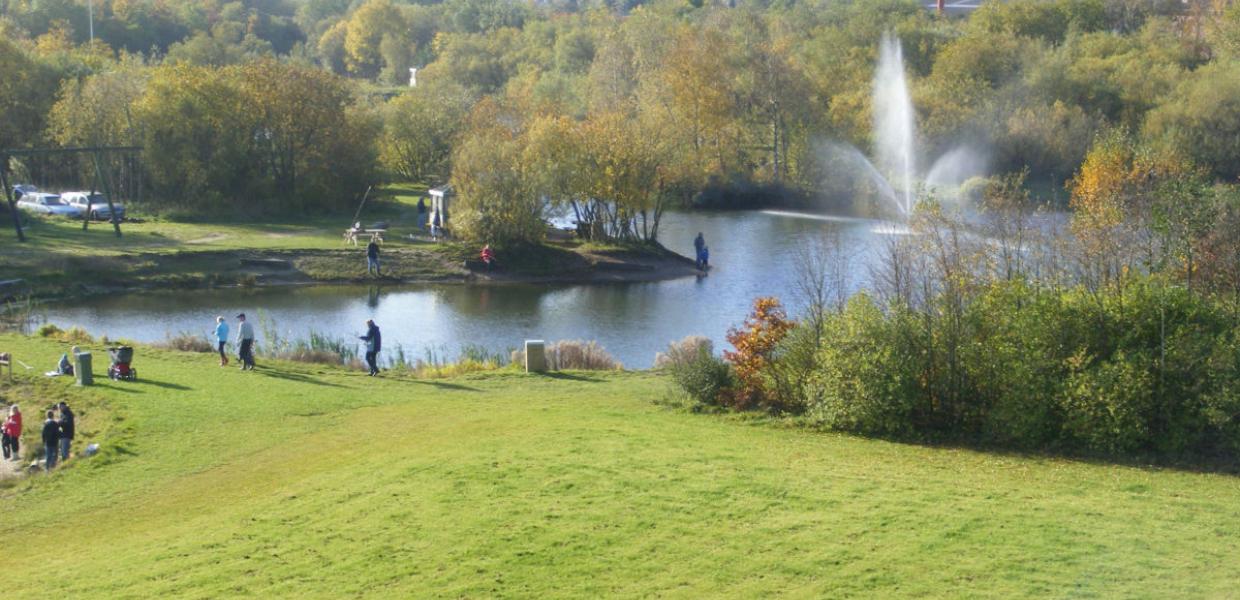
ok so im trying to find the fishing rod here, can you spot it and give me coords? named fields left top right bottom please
left=350, top=185, right=373, bottom=226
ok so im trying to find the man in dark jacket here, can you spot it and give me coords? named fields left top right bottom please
left=42, top=410, right=59, bottom=470
left=57, top=402, right=75, bottom=461
left=367, top=239, right=381, bottom=276
left=360, top=319, right=381, bottom=376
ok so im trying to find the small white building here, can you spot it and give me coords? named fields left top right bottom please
left=428, top=184, right=452, bottom=228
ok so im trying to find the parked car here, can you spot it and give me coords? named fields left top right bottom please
left=62, top=191, right=126, bottom=220
left=16, top=192, right=82, bottom=217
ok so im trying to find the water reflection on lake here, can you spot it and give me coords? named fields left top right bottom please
left=44, top=210, right=901, bottom=367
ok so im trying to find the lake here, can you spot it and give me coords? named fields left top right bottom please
left=43, top=210, right=905, bottom=367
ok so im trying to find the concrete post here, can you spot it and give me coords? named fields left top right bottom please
left=524, top=340, right=547, bottom=373
left=75, top=352, right=93, bottom=386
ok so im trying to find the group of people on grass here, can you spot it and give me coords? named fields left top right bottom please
left=211, top=314, right=382, bottom=376
left=1, top=402, right=75, bottom=470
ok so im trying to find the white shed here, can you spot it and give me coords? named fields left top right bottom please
left=428, top=184, right=452, bottom=229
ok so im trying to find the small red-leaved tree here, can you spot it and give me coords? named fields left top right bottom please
left=724, top=297, right=794, bottom=411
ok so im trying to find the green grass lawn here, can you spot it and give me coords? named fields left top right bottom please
left=0, top=333, right=1237, bottom=598
left=1, top=184, right=677, bottom=297
left=2, top=185, right=457, bottom=292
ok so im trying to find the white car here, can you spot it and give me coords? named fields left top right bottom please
left=62, top=191, right=126, bottom=220
left=16, top=193, right=82, bottom=217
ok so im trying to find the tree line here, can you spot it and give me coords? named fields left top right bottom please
left=5, top=0, right=1240, bottom=240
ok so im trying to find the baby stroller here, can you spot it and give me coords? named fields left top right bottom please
left=108, top=346, right=137, bottom=381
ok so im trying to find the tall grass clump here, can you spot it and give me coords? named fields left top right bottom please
left=653, top=335, right=713, bottom=369
left=0, top=296, right=39, bottom=334
left=389, top=343, right=510, bottom=378
left=157, top=331, right=214, bottom=353
left=550, top=340, right=620, bottom=370
left=279, top=331, right=362, bottom=366
left=513, top=340, right=622, bottom=371
left=37, top=323, right=95, bottom=344
left=252, top=312, right=362, bottom=366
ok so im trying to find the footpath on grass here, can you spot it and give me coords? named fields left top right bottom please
left=0, top=454, right=18, bottom=479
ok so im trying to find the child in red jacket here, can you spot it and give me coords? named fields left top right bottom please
left=3, top=404, right=22, bottom=461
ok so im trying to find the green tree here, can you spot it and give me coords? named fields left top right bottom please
left=450, top=98, right=542, bottom=243
left=1143, top=60, right=1240, bottom=180
left=135, top=61, right=375, bottom=212
left=379, top=82, right=474, bottom=183
left=0, top=38, right=54, bottom=151
left=343, top=0, right=407, bottom=78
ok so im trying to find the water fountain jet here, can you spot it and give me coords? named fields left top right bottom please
left=818, top=33, right=988, bottom=221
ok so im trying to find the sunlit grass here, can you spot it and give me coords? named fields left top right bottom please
left=0, top=333, right=1236, bottom=597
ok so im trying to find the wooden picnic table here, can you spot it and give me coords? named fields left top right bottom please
left=343, top=228, right=385, bottom=246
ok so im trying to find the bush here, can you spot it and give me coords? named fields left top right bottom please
left=668, top=346, right=734, bottom=407
left=806, top=295, right=921, bottom=436
left=37, top=324, right=94, bottom=344
left=654, top=335, right=713, bottom=369
left=723, top=297, right=794, bottom=410
left=1060, top=350, right=1156, bottom=454
left=759, top=275, right=1240, bottom=460
left=36, top=323, right=62, bottom=338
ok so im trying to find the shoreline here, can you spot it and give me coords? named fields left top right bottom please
left=15, top=244, right=704, bottom=303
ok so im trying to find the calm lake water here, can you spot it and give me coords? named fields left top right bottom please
left=43, top=210, right=904, bottom=367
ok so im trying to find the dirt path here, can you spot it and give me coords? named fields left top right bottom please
left=0, top=454, right=23, bottom=480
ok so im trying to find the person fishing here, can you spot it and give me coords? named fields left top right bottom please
left=359, top=319, right=381, bottom=376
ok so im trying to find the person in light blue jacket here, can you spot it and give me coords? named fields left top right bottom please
left=214, top=315, right=229, bottom=366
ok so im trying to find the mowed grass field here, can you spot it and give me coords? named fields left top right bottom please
left=2, top=185, right=451, bottom=293
left=0, top=334, right=1237, bottom=598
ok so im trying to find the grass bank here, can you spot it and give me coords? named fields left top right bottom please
left=0, top=333, right=1236, bottom=597
left=1, top=186, right=697, bottom=300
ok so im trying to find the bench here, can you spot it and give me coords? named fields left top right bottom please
left=0, top=352, right=11, bottom=380
left=343, top=229, right=386, bottom=246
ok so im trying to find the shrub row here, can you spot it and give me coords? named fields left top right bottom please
left=674, top=279, right=1240, bottom=462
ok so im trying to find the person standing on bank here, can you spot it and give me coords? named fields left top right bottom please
left=367, top=238, right=381, bottom=277
left=41, top=410, right=59, bottom=471
left=214, top=316, right=229, bottom=367
left=2, top=405, right=21, bottom=461
left=360, top=319, right=381, bottom=376
left=57, top=402, right=74, bottom=461
left=236, top=313, right=256, bottom=370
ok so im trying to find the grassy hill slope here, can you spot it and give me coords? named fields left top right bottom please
left=0, top=334, right=1237, bottom=598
